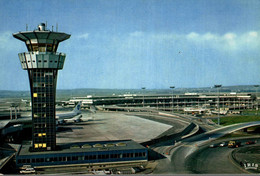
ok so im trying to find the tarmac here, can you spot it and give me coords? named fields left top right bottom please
left=56, top=111, right=172, bottom=144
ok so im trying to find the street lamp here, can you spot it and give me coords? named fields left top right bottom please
left=214, top=84, right=222, bottom=125
left=142, top=87, right=146, bottom=107
left=254, top=85, right=259, bottom=115
left=170, top=86, right=175, bottom=112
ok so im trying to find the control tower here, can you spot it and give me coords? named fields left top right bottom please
left=13, top=23, right=70, bottom=151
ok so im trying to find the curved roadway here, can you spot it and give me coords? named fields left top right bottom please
left=153, top=121, right=260, bottom=174
left=186, top=138, right=260, bottom=174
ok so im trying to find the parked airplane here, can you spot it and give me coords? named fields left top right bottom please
left=56, top=114, right=83, bottom=125
left=0, top=102, right=86, bottom=138
left=56, top=102, right=82, bottom=125
left=1, top=102, right=83, bottom=128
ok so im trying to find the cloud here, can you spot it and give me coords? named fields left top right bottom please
left=104, top=30, right=260, bottom=88
left=186, top=32, right=200, bottom=40
left=223, top=33, right=237, bottom=40
left=248, top=31, right=258, bottom=37
left=78, top=31, right=259, bottom=55
left=129, top=31, right=144, bottom=37
left=185, top=31, right=260, bottom=51
left=117, top=30, right=260, bottom=63
left=76, top=32, right=89, bottom=39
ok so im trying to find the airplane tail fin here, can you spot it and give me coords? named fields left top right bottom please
left=73, top=102, right=82, bottom=113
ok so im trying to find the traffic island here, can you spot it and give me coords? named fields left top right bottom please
left=231, top=145, right=260, bottom=173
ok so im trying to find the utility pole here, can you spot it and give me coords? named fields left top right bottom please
left=214, top=85, right=222, bottom=125
left=142, top=87, right=146, bottom=107
left=170, top=86, right=175, bottom=113
left=254, top=85, right=259, bottom=115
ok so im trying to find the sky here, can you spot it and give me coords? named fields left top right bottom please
left=0, top=0, right=260, bottom=90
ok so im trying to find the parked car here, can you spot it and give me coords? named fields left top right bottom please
left=219, top=142, right=227, bottom=147
left=20, top=168, right=35, bottom=174
left=245, top=141, right=256, bottom=145
left=20, top=165, right=32, bottom=170
left=209, top=144, right=217, bottom=148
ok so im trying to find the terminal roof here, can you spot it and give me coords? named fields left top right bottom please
left=18, top=140, right=146, bottom=156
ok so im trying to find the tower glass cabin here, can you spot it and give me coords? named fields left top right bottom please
left=13, top=23, right=70, bottom=151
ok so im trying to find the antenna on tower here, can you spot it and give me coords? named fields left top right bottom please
left=46, top=21, right=47, bottom=29
left=56, top=23, right=58, bottom=32
left=26, top=24, right=28, bottom=31
left=52, top=26, right=54, bottom=32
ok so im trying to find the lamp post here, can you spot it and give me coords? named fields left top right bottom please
left=142, top=87, right=146, bottom=107
left=157, top=98, right=159, bottom=110
left=214, top=85, right=222, bottom=125
left=254, top=85, right=259, bottom=115
left=170, top=86, right=175, bottom=112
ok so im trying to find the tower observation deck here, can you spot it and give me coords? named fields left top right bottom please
left=13, top=23, right=70, bottom=151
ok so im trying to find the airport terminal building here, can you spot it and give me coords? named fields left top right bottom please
left=16, top=140, right=147, bottom=169
left=68, top=92, right=256, bottom=113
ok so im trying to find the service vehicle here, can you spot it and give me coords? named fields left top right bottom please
left=228, top=141, right=241, bottom=148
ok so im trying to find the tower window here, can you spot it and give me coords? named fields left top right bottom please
left=32, top=45, right=39, bottom=51
left=47, top=44, right=53, bottom=52
left=52, top=45, right=57, bottom=52
left=39, top=46, right=46, bottom=52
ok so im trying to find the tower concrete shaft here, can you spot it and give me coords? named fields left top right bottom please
left=13, top=23, right=70, bottom=151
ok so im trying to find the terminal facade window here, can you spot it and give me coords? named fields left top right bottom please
left=17, top=150, right=147, bottom=166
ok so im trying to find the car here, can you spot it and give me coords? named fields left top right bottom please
left=245, top=141, right=256, bottom=145
left=20, top=165, right=32, bottom=170
left=209, top=144, right=217, bottom=148
left=20, top=168, right=35, bottom=174
left=219, top=142, right=227, bottom=147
